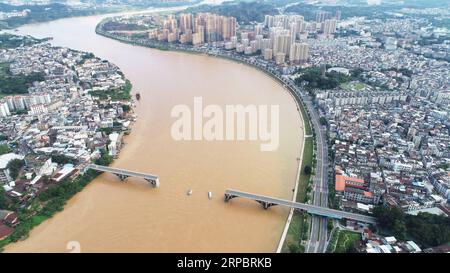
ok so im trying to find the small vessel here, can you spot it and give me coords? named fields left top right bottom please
left=135, top=93, right=141, bottom=100
left=208, top=191, right=212, bottom=200
left=187, top=189, right=193, bottom=196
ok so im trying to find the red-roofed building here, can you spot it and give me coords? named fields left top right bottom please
left=335, top=174, right=365, bottom=192
left=0, top=223, right=13, bottom=241
left=335, top=174, right=378, bottom=204
left=3, top=212, right=19, bottom=227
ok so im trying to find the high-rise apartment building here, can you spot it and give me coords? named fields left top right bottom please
left=289, top=42, right=309, bottom=63
left=315, top=11, right=332, bottom=23
left=273, top=29, right=291, bottom=60
left=321, top=19, right=337, bottom=35
left=179, top=13, right=193, bottom=33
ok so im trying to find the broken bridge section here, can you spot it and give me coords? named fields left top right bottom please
left=87, top=164, right=160, bottom=188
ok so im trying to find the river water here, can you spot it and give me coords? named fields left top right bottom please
left=5, top=9, right=303, bottom=252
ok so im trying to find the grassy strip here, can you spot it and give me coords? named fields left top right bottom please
left=282, top=136, right=314, bottom=253
left=326, top=229, right=361, bottom=253
left=327, top=219, right=334, bottom=237
left=298, top=103, right=312, bottom=136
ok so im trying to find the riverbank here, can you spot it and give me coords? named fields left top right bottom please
left=0, top=39, right=135, bottom=252
left=96, top=18, right=315, bottom=253
left=0, top=152, right=112, bottom=252
left=5, top=11, right=302, bottom=251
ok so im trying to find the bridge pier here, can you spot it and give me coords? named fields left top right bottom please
left=224, top=193, right=237, bottom=202
left=222, top=189, right=377, bottom=224
left=116, top=174, right=130, bottom=181
left=144, top=178, right=160, bottom=188
left=87, top=164, right=160, bottom=188
left=256, top=200, right=277, bottom=210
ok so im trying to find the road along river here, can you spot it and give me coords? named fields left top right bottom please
left=5, top=10, right=303, bottom=252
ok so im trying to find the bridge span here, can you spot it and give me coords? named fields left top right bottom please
left=87, top=164, right=160, bottom=187
left=224, top=189, right=376, bottom=224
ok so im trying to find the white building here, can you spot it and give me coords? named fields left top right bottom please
left=0, top=153, right=24, bottom=183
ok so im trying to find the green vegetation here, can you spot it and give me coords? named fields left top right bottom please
left=298, top=138, right=314, bottom=197
left=282, top=134, right=314, bottom=252
left=6, top=159, right=24, bottom=181
left=94, top=149, right=113, bottom=166
left=89, top=79, right=132, bottom=101
left=281, top=99, right=317, bottom=253
left=373, top=206, right=450, bottom=247
left=51, top=154, right=77, bottom=165
left=327, top=229, right=361, bottom=253
left=340, top=81, right=366, bottom=91
left=282, top=104, right=314, bottom=252
left=121, top=104, right=131, bottom=112
left=0, top=33, right=42, bottom=49
left=295, top=67, right=352, bottom=91
left=327, top=219, right=334, bottom=236
left=287, top=238, right=304, bottom=253
left=77, top=53, right=96, bottom=65
left=0, top=62, right=45, bottom=96
left=0, top=169, right=100, bottom=250
left=0, top=3, right=124, bottom=30
left=0, top=144, right=11, bottom=155
left=283, top=210, right=307, bottom=253
left=327, top=174, right=338, bottom=210
left=299, top=102, right=312, bottom=136
left=303, top=165, right=312, bottom=175
left=98, top=127, right=114, bottom=135
left=0, top=187, right=6, bottom=210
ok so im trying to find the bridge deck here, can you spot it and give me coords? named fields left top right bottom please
left=87, top=164, right=159, bottom=180
left=225, top=189, right=376, bottom=224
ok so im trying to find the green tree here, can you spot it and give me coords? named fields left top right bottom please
left=393, top=219, right=407, bottom=241
left=51, top=154, right=76, bottom=165
left=373, top=205, right=450, bottom=247
left=373, top=205, right=405, bottom=231
left=121, top=104, right=131, bottom=112
left=0, top=187, right=7, bottom=209
left=6, top=159, right=25, bottom=181
left=406, top=212, right=450, bottom=247
left=288, top=243, right=302, bottom=253
left=303, top=165, right=312, bottom=175
left=0, top=144, right=11, bottom=155
left=95, top=149, right=113, bottom=166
